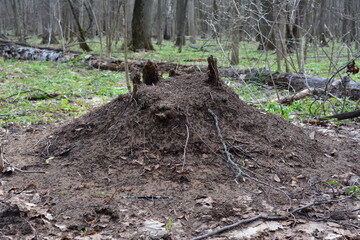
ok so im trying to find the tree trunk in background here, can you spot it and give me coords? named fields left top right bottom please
left=356, top=1, right=360, bottom=50
left=257, top=0, right=275, bottom=50
left=66, top=0, right=92, bottom=52
left=187, top=0, right=196, bottom=44
left=289, top=0, right=307, bottom=73
left=230, top=0, right=241, bottom=65
left=316, top=0, right=328, bottom=46
left=274, top=0, right=287, bottom=72
left=342, top=0, right=355, bottom=44
left=197, top=0, right=209, bottom=38
left=11, top=0, right=25, bottom=42
left=156, top=0, right=165, bottom=45
left=211, top=0, right=220, bottom=38
left=163, top=0, right=174, bottom=40
left=175, top=0, right=188, bottom=52
left=130, top=0, right=154, bottom=51
left=84, top=0, right=95, bottom=39
left=40, top=0, right=59, bottom=44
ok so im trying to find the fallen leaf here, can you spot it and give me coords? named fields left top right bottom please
left=195, top=196, right=214, bottom=208
left=86, top=219, right=97, bottom=225
left=290, top=181, right=297, bottom=187
left=273, top=174, right=281, bottom=182
left=140, top=220, right=167, bottom=239
left=291, top=177, right=299, bottom=182
left=282, top=221, right=293, bottom=226
left=309, top=131, right=316, bottom=140
left=147, top=153, right=158, bottom=159
left=55, top=223, right=67, bottom=231
left=144, top=166, right=152, bottom=171
left=44, top=213, right=54, bottom=221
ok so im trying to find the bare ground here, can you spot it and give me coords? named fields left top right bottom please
left=0, top=73, right=359, bottom=239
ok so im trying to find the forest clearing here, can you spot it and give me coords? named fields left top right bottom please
left=0, top=0, right=360, bottom=239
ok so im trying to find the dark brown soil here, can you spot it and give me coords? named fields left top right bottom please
left=1, top=73, right=359, bottom=239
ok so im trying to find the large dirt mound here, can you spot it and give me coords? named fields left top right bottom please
left=2, top=72, right=359, bottom=239
left=47, top=73, right=326, bottom=189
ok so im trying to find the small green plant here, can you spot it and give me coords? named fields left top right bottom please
left=165, top=217, right=173, bottom=233
left=326, top=181, right=360, bottom=199
left=346, top=185, right=360, bottom=199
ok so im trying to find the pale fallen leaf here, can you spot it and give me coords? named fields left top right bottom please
left=282, top=221, right=293, bottom=226
left=273, top=174, right=281, bottom=183
left=290, top=181, right=297, bottom=187
left=55, top=223, right=67, bottom=231
left=44, top=213, right=54, bottom=221
left=195, top=196, right=214, bottom=208
left=140, top=220, right=167, bottom=239
left=309, top=131, right=316, bottom=140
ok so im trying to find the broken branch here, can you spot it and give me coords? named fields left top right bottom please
left=208, top=109, right=243, bottom=183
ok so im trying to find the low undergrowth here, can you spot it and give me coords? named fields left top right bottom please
left=0, top=59, right=127, bottom=125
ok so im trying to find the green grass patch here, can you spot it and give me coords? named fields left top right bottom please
left=0, top=59, right=127, bottom=125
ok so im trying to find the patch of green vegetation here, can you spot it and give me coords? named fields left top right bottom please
left=0, top=59, right=127, bottom=126
left=326, top=181, right=360, bottom=200
left=260, top=96, right=359, bottom=121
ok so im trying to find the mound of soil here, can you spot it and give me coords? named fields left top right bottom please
left=1, top=72, right=359, bottom=239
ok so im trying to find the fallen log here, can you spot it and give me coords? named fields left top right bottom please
left=0, top=38, right=81, bottom=62
left=320, top=109, right=360, bottom=121
left=247, top=71, right=360, bottom=101
left=0, top=37, right=82, bottom=54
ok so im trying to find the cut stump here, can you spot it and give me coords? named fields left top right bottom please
left=143, top=60, right=160, bottom=85
left=207, top=55, right=222, bottom=86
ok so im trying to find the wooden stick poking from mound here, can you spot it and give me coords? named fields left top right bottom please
left=207, top=55, right=222, bottom=86
left=0, top=144, right=4, bottom=171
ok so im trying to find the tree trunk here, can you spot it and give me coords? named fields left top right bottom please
left=40, top=0, right=59, bottom=44
left=316, top=0, right=329, bottom=46
left=156, top=0, right=165, bottom=45
left=66, top=0, right=92, bottom=52
left=175, top=0, right=188, bottom=52
left=257, top=0, right=276, bottom=50
left=11, top=0, right=25, bottom=42
left=130, top=0, right=154, bottom=51
left=163, top=0, right=174, bottom=40
left=187, top=0, right=196, bottom=44
left=356, top=1, right=360, bottom=50
left=230, top=0, right=241, bottom=65
left=271, top=1, right=288, bottom=72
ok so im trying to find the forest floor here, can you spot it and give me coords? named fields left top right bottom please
left=0, top=70, right=359, bottom=239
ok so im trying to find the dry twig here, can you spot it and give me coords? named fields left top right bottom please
left=0, top=144, right=4, bottom=171
left=181, top=124, right=190, bottom=171
left=208, top=109, right=243, bottom=184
